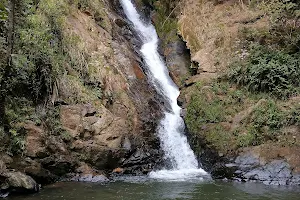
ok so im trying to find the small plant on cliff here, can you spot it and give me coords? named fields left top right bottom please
left=39, top=106, right=64, bottom=136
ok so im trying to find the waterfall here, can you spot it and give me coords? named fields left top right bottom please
left=120, top=0, right=208, bottom=180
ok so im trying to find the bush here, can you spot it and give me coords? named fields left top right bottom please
left=284, top=104, right=300, bottom=126
left=228, top=45, right=300, bottom=98
left=237, top=130, right=256, bottom=148
left=252, top=100, right=283, bottom=129
left=186, top=89, right=225, bottom=133
left=231, top=99, right=283, bottom=148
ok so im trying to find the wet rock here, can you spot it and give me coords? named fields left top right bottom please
left=177, top=98, right=184, bottom=107
left=122, top=137, right=132, bottom=151
left=121, top=148, right=162, bottom=175
left=113, top=167, right=124, bottom=174
left=122, top=149, right=150, bottom=166
left=164, top=40, right=191, bottom=86
left=13, top=158, right=56, bottom=184
left=131, top=60, right=145, bottom=80
left=40, top=155, right=77, bottom=177
left=239, top=160, right=292, bottom=185
left=234, top=153, right=260, bottom=169
left=0, top=172, right=39, bottom=195
left=232, top=153, right=298, bottom=185
left=75, top=163, right=94, bottom=174
left=0, top=192, right=9, bottom=198
left=210, top=162, right=237, bottom=179
left=195, top=142, right=300, bottom=185
left=24, top=122, right=47, bottom=158
left=70, top=163, right=109, bottom=183
left=76, top=174, right=109, bottom=183
left=114, top=18, right=127, bottom=28
left=290, top=175, right=300, bottom=185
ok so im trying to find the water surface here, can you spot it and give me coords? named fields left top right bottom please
left=8, top=179, right=300, bottom=200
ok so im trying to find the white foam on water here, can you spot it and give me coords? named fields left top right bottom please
left=120, top=0, right=209, bottom=180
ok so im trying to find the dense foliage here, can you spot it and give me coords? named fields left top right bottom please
left=228, top=0, right=300, bottom=98
left=186, top=82, right=300, bottom=154
left=185, top=0, right=300, bottom=154
left=0, top=0, right=102, bottom=153
left=228, top=45, right=300, bottom=98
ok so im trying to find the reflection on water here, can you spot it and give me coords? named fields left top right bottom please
left=7, top=177, right=300, bottom=200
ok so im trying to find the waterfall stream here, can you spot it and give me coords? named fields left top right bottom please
left=120, top=0, right=208, bottom=180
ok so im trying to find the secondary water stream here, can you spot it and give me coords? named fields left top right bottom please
left=120, top=0, right=208, bottom=181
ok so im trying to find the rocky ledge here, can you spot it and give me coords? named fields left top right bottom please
left=199, top=144, right=300, bottom=186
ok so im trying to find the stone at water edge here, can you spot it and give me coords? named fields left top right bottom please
left=0, top=171, right=39, bottom=195
left=113, top=168, right=124, bottom=174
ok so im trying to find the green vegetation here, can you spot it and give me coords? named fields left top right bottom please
left=0, top=0, right=68, bottom=154
left=186, top=81, right=300, bottom=154
left=186, top=89, right=224, bottom=134
left=153, top=1, right=178, bottom=47
left=185, top=0, right=300, bottom=153
left=141, top=0, right=180, bottom=47
left=228, top=0, right=300, bottom=99
left=228, top=45, right=300, bottom=98
left=0, top=0, right=106, bottom=154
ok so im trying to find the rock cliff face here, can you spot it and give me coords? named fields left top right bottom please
left=1, top=0, right=164, bottom=192
left=174, top=0, right=300, bottom=185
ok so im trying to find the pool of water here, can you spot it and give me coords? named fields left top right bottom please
left=7, top=177, right=300, bottom=200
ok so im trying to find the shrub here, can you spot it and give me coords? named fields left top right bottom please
left=237, top=130, right=256, bottom=148
left=284, top=104, right=300, bottom=126
left=228, top=45, right=300, bottom=98
left=186, top=91, right=225, bottom=133
left=238, top=100, right=284, bottom=145
left=252, top=100, right=284, bottom=130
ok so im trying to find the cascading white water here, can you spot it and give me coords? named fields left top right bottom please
left=120, top=0, right=208, bottom=180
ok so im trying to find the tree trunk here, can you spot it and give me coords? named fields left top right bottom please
left=0, top=0, right=15, bottom=133
left=7, top=0, right=15, bottom=57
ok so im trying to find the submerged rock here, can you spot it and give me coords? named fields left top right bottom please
left=74, top=174, right=109, bottom=183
